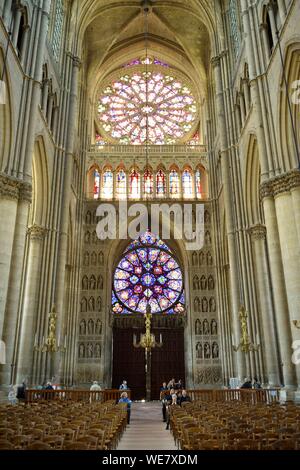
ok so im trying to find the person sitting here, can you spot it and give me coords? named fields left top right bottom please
left=90, top=380, right=101, bottom=402
left=167, top=378, right=176, bottom=389
left=178, top=389, right=191, bottom=406
left=90, top=380, right=101, bottom=391
left=16, top=381, right=26, bottom=402
left=175, top=379, right=183, bottom=390
left=8, top=385, right=17, bottom=405
left=253, top=376, right=261, bottom=389
left=240, top=378, right=252, bottom=389
left=118, top=392, right=132, bottom=424
left=119, top=380, right=128, bottom=390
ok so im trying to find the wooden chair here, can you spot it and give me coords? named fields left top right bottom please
left=27, top=441, right=52, bottom=450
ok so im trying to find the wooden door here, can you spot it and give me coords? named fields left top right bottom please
left=112, top=327, right=185, bottom=401
left=112, top=327, right=146, bottom=400
left=151, top=328, right=185, bottom=400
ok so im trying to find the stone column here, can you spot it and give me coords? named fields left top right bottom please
left=239, top=93, right=246, bottom=126
left=273, top=177, right=300, bottom=386
left=248, top=224, right=280, bottom=385
left=153, top=171, right=157, bottom=199
left=267, top=4, right=277, bottom=48
left=212, top=55, right=245, bottom=379
left=166, top=171, right=170, bottom=198
left=52, top=55, right=81, bottom=381
left=46, top=94, right=54, bottom=126
left=277, top=0, right=287, bottom=26
left=16, top=225, right=47, bottom=384
left=0, top=184, right=31, bottom=387
left=242, top=79, right=250, bottom=115
left=2, top=0, right=13, bottom=28
left=261, top=184, right=296, bottom=388
left=0, top=176, right=19, bottom=338
left=289, top=171, right=300, bottom=244
left=41, top=79, right=49, bottom=114
left=235, top=105, right=242, bottom=133
left=11, top=7, right=22, bottom=48
left=260, top=24, right=271, bottom=63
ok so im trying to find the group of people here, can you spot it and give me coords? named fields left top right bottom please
left=160, top=378, right=191, bottom=429
left=240, top=377, right=262, bottom=389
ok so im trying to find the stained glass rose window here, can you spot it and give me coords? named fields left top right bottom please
left=112, top=232, right=185, bottom=314
left=97, top=69, right=198, bottom=145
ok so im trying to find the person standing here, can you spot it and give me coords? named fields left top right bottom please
left=119, top=380, right=128, bottom=390
left=160, top=382, right=169, bottom=422
left=119, top=392, right=132, bottom=424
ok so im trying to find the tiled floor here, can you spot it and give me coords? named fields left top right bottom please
left=117, top=402, right=178, bottom=450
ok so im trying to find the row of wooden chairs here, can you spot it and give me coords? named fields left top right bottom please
left=169, top=400, right=300, bottom=450
left=0, top=400, right=128, bottom=450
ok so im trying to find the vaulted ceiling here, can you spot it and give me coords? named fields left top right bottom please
left=75, top=0, right=219, bottom=101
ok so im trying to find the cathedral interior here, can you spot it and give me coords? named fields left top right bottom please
left=1, top=0, right=300, bottom=413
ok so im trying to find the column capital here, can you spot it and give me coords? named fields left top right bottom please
left=0, top=173, right=19, bottom=201
left=27, top=224, right=48, bottom=241
left=19, top=181, right=32, bottom=203
left=260, top=169, right=300, bottom=199
left=248, top=224, right=267, bottom=240
left=211, top=55, right=221, bottom=68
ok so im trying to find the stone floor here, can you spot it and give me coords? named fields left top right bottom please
left=117, top=402, right=178, bottom=450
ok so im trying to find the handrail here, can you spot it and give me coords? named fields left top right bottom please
left=160, top=388, right=280, bottom=403
left=25, top=388, right=132, bottom=403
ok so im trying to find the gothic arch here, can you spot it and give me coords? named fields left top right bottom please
left=30, top=138, right=49, bottom=227
left=244, top=135, right=263, bottom=226
left=278, top=42, right=300, bottom=172
left=0, top=47, right=13, bottom=173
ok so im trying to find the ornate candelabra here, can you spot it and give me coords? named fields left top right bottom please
left=133, top=304, right=163, bottom=352
left=34, top=305, right=66, bottom=353
left=133, top=304, right=163, bottom=401
left=233, top=305, right=260, bottom=353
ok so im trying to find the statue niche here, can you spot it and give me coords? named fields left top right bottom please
left=79, top=319, right=86, bottom=335
left=195, top=319, right=202, bottom=335
left=88, top=318, right=94, bottom=335
left=196, top=342, right=203, bottom=359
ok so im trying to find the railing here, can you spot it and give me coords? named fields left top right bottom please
left=88, top=144, right=207, bottom=155
left=161, top=389, right=280, bottom=404
left=25, top=388, right=132, bottom=403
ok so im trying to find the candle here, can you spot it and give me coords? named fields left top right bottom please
left=160, top=333, right=162, bottom=344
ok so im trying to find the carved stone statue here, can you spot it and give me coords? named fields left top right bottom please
left=202, top=297, right=208, bottom=312
left=82, top=276, right=88, bottom=290
left=88, top=318, right=94, bottom=335
left=203, top=318, right=209, bottom=335
left=195, top=319, right=202, bottom=335
left=211, top=319, right=217, bottom=335
left=79, top=343, right=85, bottom=358
left=95, top=343, right=101, bottom=358
left=200, top=275, right=207, bottom=290
left=204, top=342, right=211, bottom=358
left=95, top=319, right=102, bottom=335
left=212, top=342, right=219, bottom=358
left=89, top=275, right=96, bottom=290
left=79, top=319, right=86, bottom=335
left=196, top=342, right=203, bottom=359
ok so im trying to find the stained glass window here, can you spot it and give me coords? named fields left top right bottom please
left=102, top=169, right=113, bottom=199
left=156, top=170, right=166, bottom=197
left=130, top=169, right=140, bottom=199
left=52, top=0, right=64, bottom=62
left=169, top=170, right=180, bottom=198
left=195, top=168, right=202, bottom=199
left=123, top=57, right=169, bottom=68
left=94, top=170, right=100, bottom=199
left=182, top=169, right=193, bottom=199
left=97, top=70, right=198, bottom=145
left=143, top=169, right=153, bottom=197
left=112, top=231, right=185, bottom=314
left=116, top=170, right=126, bottom=199
left=229, top=0, right=241, bottom=59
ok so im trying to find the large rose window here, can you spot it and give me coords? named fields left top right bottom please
left=112, top=232, right=185, bottom=314
left=97, top=69, right=198, bottom=145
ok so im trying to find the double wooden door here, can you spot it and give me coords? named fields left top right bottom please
left=112, top=327, right=185, bottom=400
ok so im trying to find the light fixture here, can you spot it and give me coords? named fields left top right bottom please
left=34, top=305, right=66, bottom=353
left=233, top=305, right=260, bottom=353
